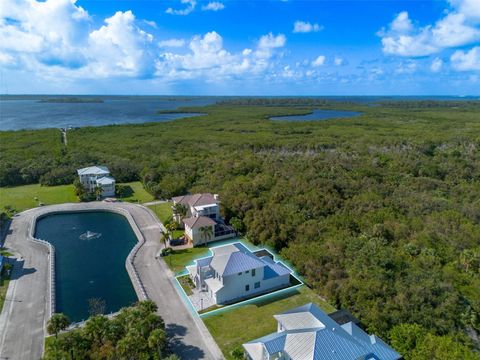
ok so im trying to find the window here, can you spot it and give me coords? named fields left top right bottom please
left=238, top=272, right=242, bottom=276
left=246, top=270, right=249, bottom=274
left=245, top=284, right=250, bottom=291
left=254, top=282, right=260, bottom=289
left=252, top=269, right=256, bottom=277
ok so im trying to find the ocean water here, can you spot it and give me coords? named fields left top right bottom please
left=35, top=211, right=138, bottom=322
left=1, top=95, right=476, bottom=131
left=0, top=96, right=216, bottom=130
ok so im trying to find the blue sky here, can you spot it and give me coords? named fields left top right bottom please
left=1, top=0, right=479, bottom=95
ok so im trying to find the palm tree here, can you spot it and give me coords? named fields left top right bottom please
left=47, top=313, right=70, bottom=339
left=94, top=185, right=103, bottom=200
left=160, top=229, right=167, bottom=249
left=166, top=222, right=177, bottom=241
left=172, top=203, right=187, bottom=224
left=199, top=226, right=213, bottom=247
left=148, top=328, right=167, bottom=359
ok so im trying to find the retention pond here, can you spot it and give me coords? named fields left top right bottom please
left=34, top=211, right=138, bottom=322
left=270, top=109, right=361, bottom=121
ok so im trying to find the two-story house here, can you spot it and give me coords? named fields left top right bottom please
left=243, top=303, right=402, bottom=360
left=186, top=243, right=292, bottom=305
left=172, top=193, right=235, bottom=246
left=77, top=165, right=115, bottom=197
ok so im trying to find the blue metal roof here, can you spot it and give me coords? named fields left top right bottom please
left=244, top=303, right=401, bottom=360
left=222, top=251, right=265, bottom=276
left=263, top=333, right=287, bottom=355
left=196, top=256, right=212, bottom=267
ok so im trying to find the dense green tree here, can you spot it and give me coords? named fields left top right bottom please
left=47, top=313, right=70, bottom=339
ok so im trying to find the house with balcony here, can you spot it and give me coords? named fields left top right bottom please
left=186, top=243, right=292, bottom=308
left=172, top=193, right=235, bottom=246
left=243, top=303, right=401, bottom=360
left=77, top=165, right=115, bottom=198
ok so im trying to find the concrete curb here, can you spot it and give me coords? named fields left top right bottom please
left=27, top=203, right=149, bottom=320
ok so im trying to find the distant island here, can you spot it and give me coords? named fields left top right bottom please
left=38, top=97, right=104, bottom=103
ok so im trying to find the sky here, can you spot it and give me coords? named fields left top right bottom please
left=0, top=0, right=479, bottom=95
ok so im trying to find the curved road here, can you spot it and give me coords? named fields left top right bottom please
left=0, top=202, right=223, bottom=360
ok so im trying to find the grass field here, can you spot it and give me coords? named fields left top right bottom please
left=0, top=183, right=78, bottom=212
left=0, top=270, right=11, bottom=314
left=165, top=246, right=210, bottom=274
left=115, top=181, right=154, bottom=203
left=203, top=285, right=335, bottom=359
left=148, top=202, right=173, bottom=223
left=0, top=181, right=153, bottom=212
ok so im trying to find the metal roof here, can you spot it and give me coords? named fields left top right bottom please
left=244, top=303, right=401, bottom=360
left=96, top=176, right=115, bottom=185
left=77, top=165, right=110, bottom=175
left=211, top=250, right=265, bottom=276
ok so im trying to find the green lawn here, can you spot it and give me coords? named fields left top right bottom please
left=165, top=246, right=210, bottom=274
left=0, top=183, right=78, bottom=212
left=203, top=285, right=335, bottom=359
left=148, top=202, right=173, bottom=223
left=0, top=181, right=153, bottom=212
left=116, top=181, right=154, bottom=203
left=0, top=270, right=12, bottom=314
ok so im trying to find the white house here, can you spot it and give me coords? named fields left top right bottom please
left=186, top=243, right=292, bottom=305
left=172, top=193, right=235, bottom=246
left=243, top=303, right=401, bottom=360
left=77, top=166, right=115, bottom=197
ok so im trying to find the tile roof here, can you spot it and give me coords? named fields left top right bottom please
left=172, top=193, right=218, bottom=207
left=244, top=303, right=401, bottom=360
left=183, top=216, right=216, bottom=229
left=77, top=165, right=110, bottom=175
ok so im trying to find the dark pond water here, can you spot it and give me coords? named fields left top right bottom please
left=0, top=96, right=216, bottom=130
left=35, top=211, right=138, bottom=322
left=270, top=109, right=361, bottom=121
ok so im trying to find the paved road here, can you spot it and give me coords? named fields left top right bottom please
left=0, top=202, right=223, bottom=360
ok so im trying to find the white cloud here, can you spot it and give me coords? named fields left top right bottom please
left=390, top=11, right=413, bottom=33
left=201, top=2, right=225, bottom=11
left=334, top=56, right=344, bottom=66
left=143, top=20, right=157, bottom=28
left=431, top=57, right=443, bottom=72
left=158, top=38, right=186, bottom=48
left=293, top=21, right=323, bottom=33
left=395, top=60, right=417, bottom=74
left=0, top=0, right=291, bottom=84
left=312, top=55, right=326, bottom=67
left=449, top=0, right=480, bottom=21
left=379, top=3, right=480, bottom=57
left=88, top=11, right=155, bottom=78
left=166, top=0, right=196, bottom=15
left=451, top=46, right=480, bottom=71
left=0, top=0, right=89, bottom=62
left=0, top=0, right=156, bottom=78
left=255, top=33, right=286, bottom=59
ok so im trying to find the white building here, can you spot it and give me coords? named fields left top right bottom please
left=187, top=243, right=291, bottom=305
left=172, top=193, right=235, bottom=246
left=77, top=166, right=115, bottom=198
left=243, top=303, right=401, bottom=360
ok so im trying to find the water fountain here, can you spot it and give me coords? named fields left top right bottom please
left=79, top=230, right=102, bottom=240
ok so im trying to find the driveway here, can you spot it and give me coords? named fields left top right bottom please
left=0, top=202, right=223, bottom=360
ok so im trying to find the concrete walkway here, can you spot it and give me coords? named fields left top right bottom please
left=0, top=202, right=223, bottom=360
